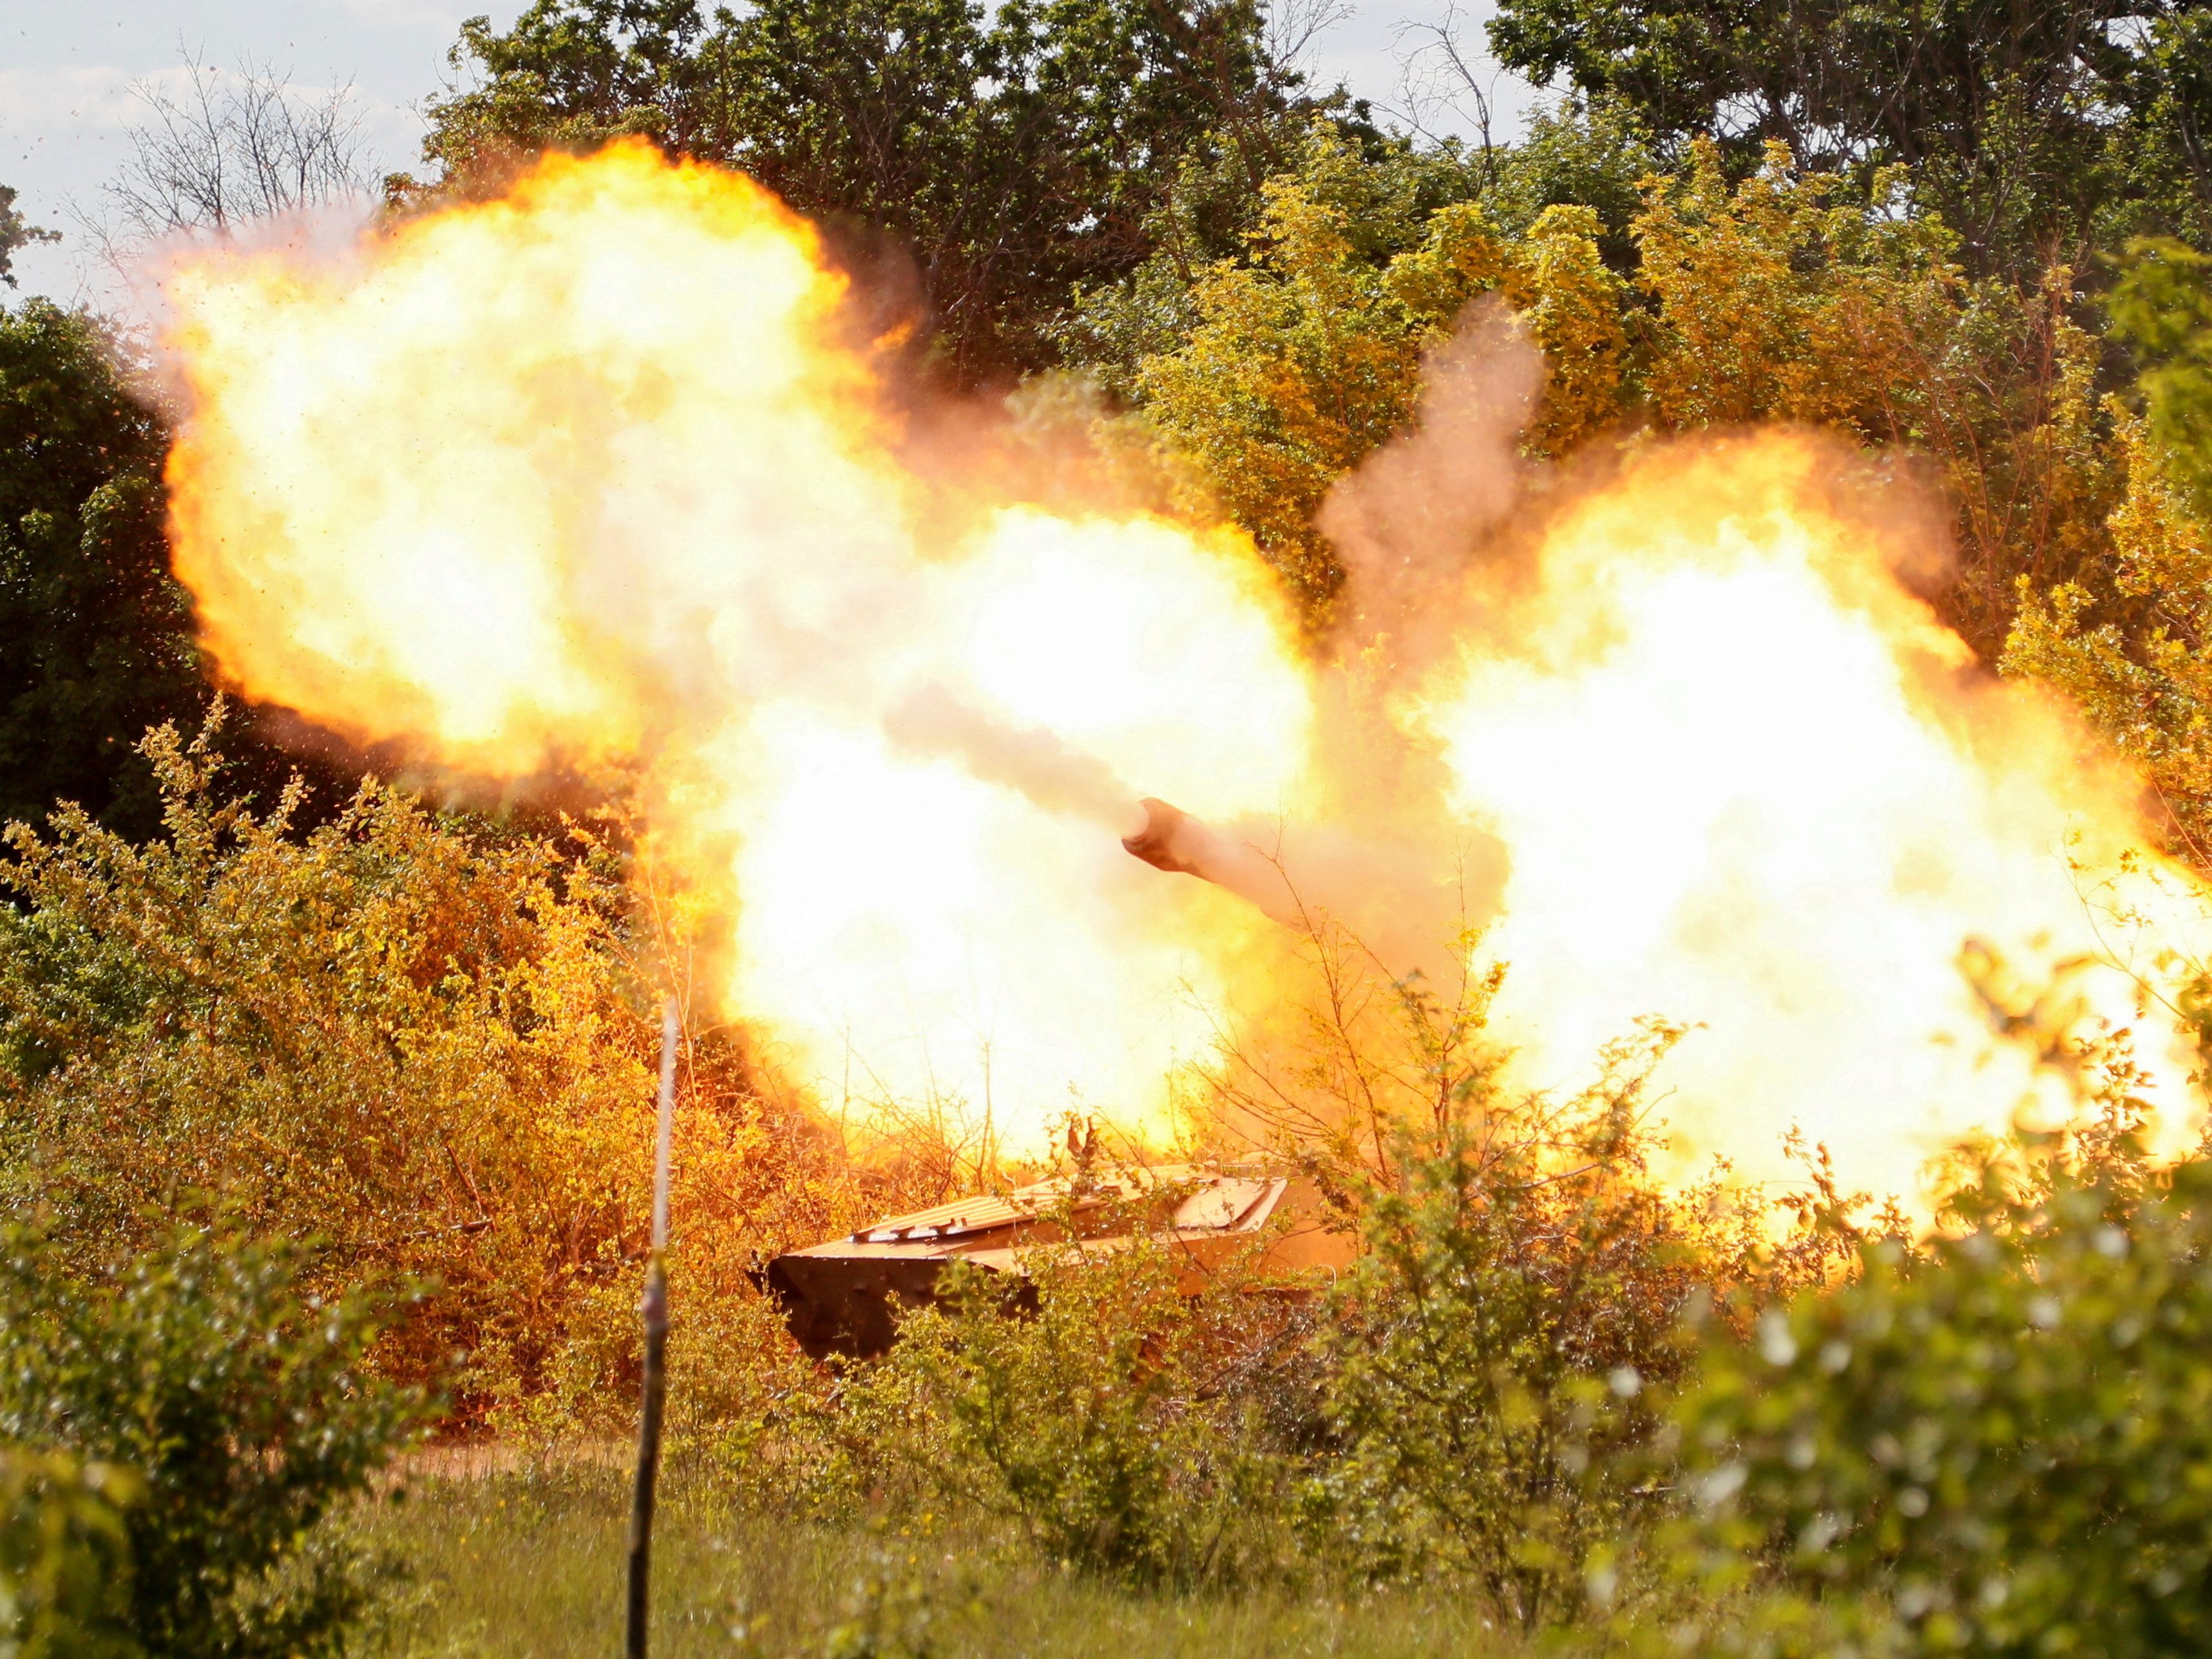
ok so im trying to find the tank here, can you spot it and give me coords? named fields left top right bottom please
left=763, top=1164, right=1355, bottom=1359
left=764, top=802, right=1343, bottom=1359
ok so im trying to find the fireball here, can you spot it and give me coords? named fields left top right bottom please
left=159, top=142, right=2208, bottom=1205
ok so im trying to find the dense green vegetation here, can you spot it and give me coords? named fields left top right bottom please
left=1482, top=0, right=2212, bottom=273
left=0, top=1217, right=426, bottom=1656
left=0, top=305, right=202, bottom=835
left=11, top=0, right=2212, bottom=1651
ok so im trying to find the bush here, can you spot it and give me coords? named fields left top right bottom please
left=0, top=1218, right=429, bottom=1659
left=1673, top=1135, right=2212, bottom=1658
left=0, top=1448, right=138, bottom=1659
left=846, top=1197, right=1311, bottom=1589
left=1311, top=1017, right=1753, bottom=1629
left=1124, top=121, right=1621, bottom=616
left=1194, top=924, right=1871, bottom=1629
left=2108, top=237, right=2212, bottom=516
left=0, top=716, right=906, bottom=1426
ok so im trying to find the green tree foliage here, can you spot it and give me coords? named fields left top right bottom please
left=1631, top=142, right=1957, bottom=435
left=1317, top=1093, right=1685, bottom=1627
left=1632, top=142, right=2118, bottom=652
left=1118, top=122, right=1622, bottom=614
left=2109, top=14, right=2212, bottom=251
left=1123, top=128, right=1456, bottom=611
left=0, top=189, right=57, bottom=291
left=0, top=1219, right=426, bottom=1659
left=1098, top=126, right=2108, bottom=650
left=1476, top=96, right=1661, bottom=270
left=0, top=1450, right=138, bottom=1659
left=1485, top=0, right=2211, bottom=274
left=0, top=305, right=205, bottom=837
left=423, top=0, right=724, bottom=173
left=418, top=0, right=1308, bottom=379
left=1059, top=100, right=1651, bottom=393
left=1291, top=956, right=1829, bottom=1628
left=1999, top=242, right=2212, bottom=848
left=856, top=1226, right=1306, bottom=1588
left=1673, top=1124, right=2212, bottom=1658
left=2109, top=237, right=2212, bottom=512
left=2003, top=410, right=2212, bottom=848
left=1062, top=120, right=1482, bottom=390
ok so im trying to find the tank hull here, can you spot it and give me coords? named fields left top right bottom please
left=763, top=1165, right=1354, bottom=1359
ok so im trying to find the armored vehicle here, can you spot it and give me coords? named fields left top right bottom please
left=764, top=1163, right=1353, bottom=1358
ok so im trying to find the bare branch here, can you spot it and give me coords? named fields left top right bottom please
left=104, top=46, right=377, bottom=245
left=1386, top=3, right=1529, bottom=180
left=1264, top=0, right=1357, bottom=77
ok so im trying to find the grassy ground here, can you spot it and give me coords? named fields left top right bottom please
left=351, top=1459, right=1520, bottom=1659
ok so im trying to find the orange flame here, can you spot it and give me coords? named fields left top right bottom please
left=160, top=142, right=2208, bottom=1204
left=163, top=143, right=1310, bottom=1142
left=1411, top=437, right=2207, bottom=1200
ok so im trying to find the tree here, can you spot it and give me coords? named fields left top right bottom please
left=0, top=303, right=205, bottom=835
left=417, top=0, right=1315, bottom=380
left=1483, top=0, right=2212, bottom=276
left=1316, top=1060, right=1698, bottom=1631
left=1674, top=1142, right=2212, bottom=1659
left=1478, top=96, right=1661, bottom=272
left=0, top=1450, right=138, bottom=1659
left=0, top=720, right=903, bottom=1425
left=1125, top=125, right=1476, bottom=611
left=2108, top=236, right=2212, bottom=513
left=2108, top=12, right=2212, bottom=252
left=2005, top=411, right=2212, bottom=853
left=1091, top=124, right=2122, bottom=654
left=415, top=0, right=730, bottom=189
left=1630, top=140, right=2119, bottom=652
left=1120, top=122, right=1621, bottom=618
left=861, top=1233, right=1303, bottom=1589
left=0, top=187, right=57, bottom=290
left=1998, top=242, right=2212, bottom=857
left=102, top=55, right=376, bottom=242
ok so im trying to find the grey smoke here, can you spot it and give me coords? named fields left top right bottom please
left=882, top=682, right=1146, bottom=837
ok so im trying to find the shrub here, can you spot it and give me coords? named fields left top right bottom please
left=1106, top=125, right=2122, bottom=658
left=2003, top=406, right=2212, bottom=850
left=2108, top=237, right=2212, bottom=516
left=0, top=1218, right=428, bottom=1659
left=0, top=1448, right=138, bottom=1659
left=1312, top=1019, right=1737, bottom=1630
left=848, top=1198, right=1310, bottom=1589
left=1197, top=925, right=1863, bottom=1628
left=1672, top=1134, right=2212, bottom=1658
left=1125, top=120, right=1620, bottom=618
left=1634, top=140, right=2117, bottom=656
left=0, top=716, right=901, bottom=1425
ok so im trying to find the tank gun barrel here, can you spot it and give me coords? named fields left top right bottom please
left=1121, top=797, right=1299, bottom=927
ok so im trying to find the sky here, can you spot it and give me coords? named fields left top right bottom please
left=0, top=0, right=1534, bottom=305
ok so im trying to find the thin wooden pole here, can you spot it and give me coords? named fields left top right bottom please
left=626, top=996, right=679, bottom=1659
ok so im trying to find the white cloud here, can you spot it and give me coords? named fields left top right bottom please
left=0, top=64, right=149, bottom=138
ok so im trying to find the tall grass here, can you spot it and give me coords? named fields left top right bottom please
left=352, top=1461, right=1523, bottom=1659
